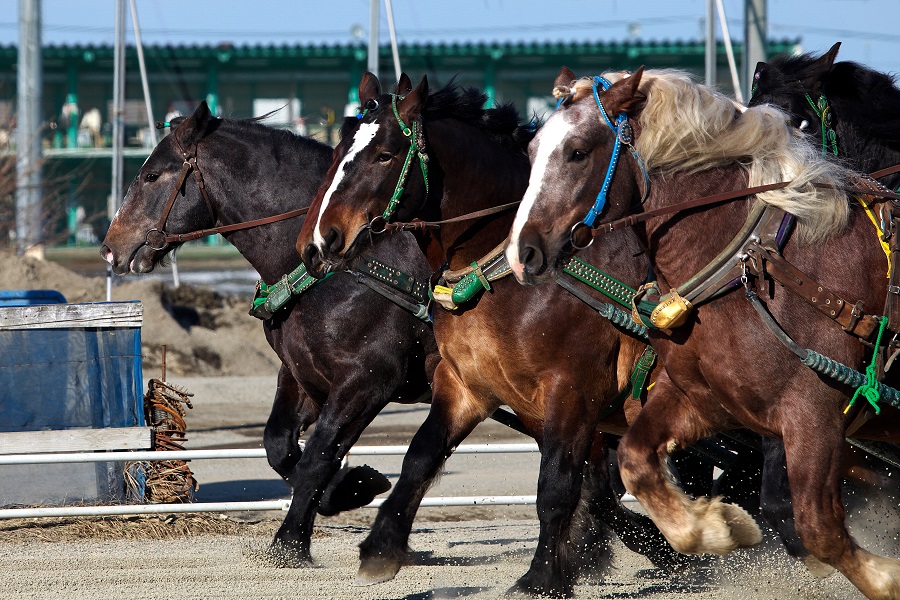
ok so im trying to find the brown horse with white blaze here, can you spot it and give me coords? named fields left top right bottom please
left=506, top=66, right=900, bottom=599
left=296, top=72, right=697, bottom=597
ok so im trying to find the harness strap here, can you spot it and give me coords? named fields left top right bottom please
left=431, top=242, right=513, bottom=310
left=745, top=286, right=900, bottom=415
left=745, top=241, right=881, bottom=342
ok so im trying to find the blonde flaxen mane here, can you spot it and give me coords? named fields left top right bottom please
left=560, top=70, right=853, bottom=241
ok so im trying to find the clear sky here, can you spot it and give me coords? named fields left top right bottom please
left=2, top=0, right=898, bottom=79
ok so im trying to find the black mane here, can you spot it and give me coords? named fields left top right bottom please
left=423, top=82, right=536, bottom=152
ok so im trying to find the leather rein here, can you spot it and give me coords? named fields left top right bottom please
left=144, top=140, right=309, bottom=251
left=585, top=164, right=900, bottom=240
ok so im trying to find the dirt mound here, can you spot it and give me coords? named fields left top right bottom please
left=0, top=251, right=280, bottom=377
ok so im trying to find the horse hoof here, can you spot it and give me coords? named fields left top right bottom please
left=318, top=464, right=392, bottom=516
left=355, top=556, right=401, bottom=586
left=265, top=538, right=314, bottom=568
left=720, top=501, right=762, bottom=548
left=803, top=554, right=836, bottom=578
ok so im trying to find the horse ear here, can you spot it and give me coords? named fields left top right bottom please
left=395, top=72, right=413, bottom=95
left=359, top=71, right=382, bottom=106
left=173, top=100, right=212, bottom=150
left=399, top=75, right=428, bottom=123
left=554, top=66, right=577, bottom=90
left=601, top=66, right=646, bottom=116
left=802, top=42, right=841, bottom=91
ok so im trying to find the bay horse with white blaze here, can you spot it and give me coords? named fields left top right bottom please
left=296, top=72, right=697, bottom=597
left=100, top=102, right=438, bottom=566
left=506, top=67, right=900, bottom=599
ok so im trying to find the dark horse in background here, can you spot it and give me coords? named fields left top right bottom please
left=507, top=67, right=900, bottom=599
left=749, top=41, right=900, bottom=191
left=297, top=72, right=704, bottom=597
left=100, top=102, right=438, bottom=565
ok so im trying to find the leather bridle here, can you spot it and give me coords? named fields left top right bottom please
left=143, top=139, right=308, bottom=250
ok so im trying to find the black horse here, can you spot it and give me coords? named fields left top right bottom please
left=101, top=101, right=438, bottom=565
left=750, top=41, right=900, bottom=189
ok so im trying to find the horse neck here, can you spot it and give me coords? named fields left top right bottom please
left=201, top=128, right=332, bottom=284
left=426, top=119, right=530, bottom=270
left=640, top=166, right=749, bottom=290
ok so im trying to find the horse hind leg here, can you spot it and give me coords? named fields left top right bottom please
left=617, top=377, right=762, bottom=556
left=782, top=418, right=900, bottom=599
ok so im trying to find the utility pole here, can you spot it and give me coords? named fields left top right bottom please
left=16, top=0, right=43, bottom=255
left=743, top=0, right=767, bottom=100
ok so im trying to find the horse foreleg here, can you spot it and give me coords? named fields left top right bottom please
left=263, top=367, right=317, bottom=479
left=618, top=374, right=762, bottom=555
left=509, top=399, right=596, bottom=598
left=269, top=380, right=389, bottom=567
left=783, top=417, right=900, bottom=599
left=356, top=366, right=490, bottom=586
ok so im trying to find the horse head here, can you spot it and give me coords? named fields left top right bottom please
left=749, top=42, right=841, bottom=132
left=297, top=72, right=429, bottom=278
left=101, top=101, right=219, bottom=274
left=506, top=66, right=647, bottom=285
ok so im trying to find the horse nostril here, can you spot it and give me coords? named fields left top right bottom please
left=519, top=240, right=545, bottom=278
left=323, top=226, right=343, bottom=256
left=302, top=242, right=321, bottom=271
left=99, top=245, right=113, bottom=264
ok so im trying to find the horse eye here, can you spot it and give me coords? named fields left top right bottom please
left=377, top=152, right=393, bottom=163
left=571, top=150, right=588, bottom=162
left=144, top=172, right=159, bottom=182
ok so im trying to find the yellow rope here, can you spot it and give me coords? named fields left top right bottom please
left=857, top=195, right=891, bottom=278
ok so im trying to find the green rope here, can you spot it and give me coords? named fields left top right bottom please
left=845, top=316, right=888, bottom=416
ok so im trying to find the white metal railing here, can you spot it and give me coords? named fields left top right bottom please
left=0, top=442, right=543, bottom=519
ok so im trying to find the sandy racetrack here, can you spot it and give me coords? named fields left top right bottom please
left=0, top=251, right=884, bottom=599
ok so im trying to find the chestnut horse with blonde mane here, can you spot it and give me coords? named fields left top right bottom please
left=507, top=66, right=900, bottom=599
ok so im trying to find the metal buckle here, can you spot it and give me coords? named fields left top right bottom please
left=145, top=228, right=168, bottom=250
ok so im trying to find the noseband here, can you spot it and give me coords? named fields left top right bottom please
left=144, top=142, right=216, bottom=250
left=560, top=76, right=649, bottom=249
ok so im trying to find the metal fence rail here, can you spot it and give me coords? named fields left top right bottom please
left=0, top=442, right=545, bottom=520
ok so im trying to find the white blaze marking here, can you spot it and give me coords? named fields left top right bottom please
left=313, top=122, right=380, bottom=249
left=506, top=116, right=573, bottom=275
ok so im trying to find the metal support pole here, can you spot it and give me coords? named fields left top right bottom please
left=716, top=0, right=744, bottom=103
left=384, top=0, right=401, bottom=82
left=109, top=0, right=125, bottom=221
left=128, top=0, right=156, bottom=147
left=367, top=0, right=379, bottom=78
left=15, top=0, right=43, bottom=255
left=705, top=0, right=716, bottom=87
left=743, top=0, right=767, bottom=101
